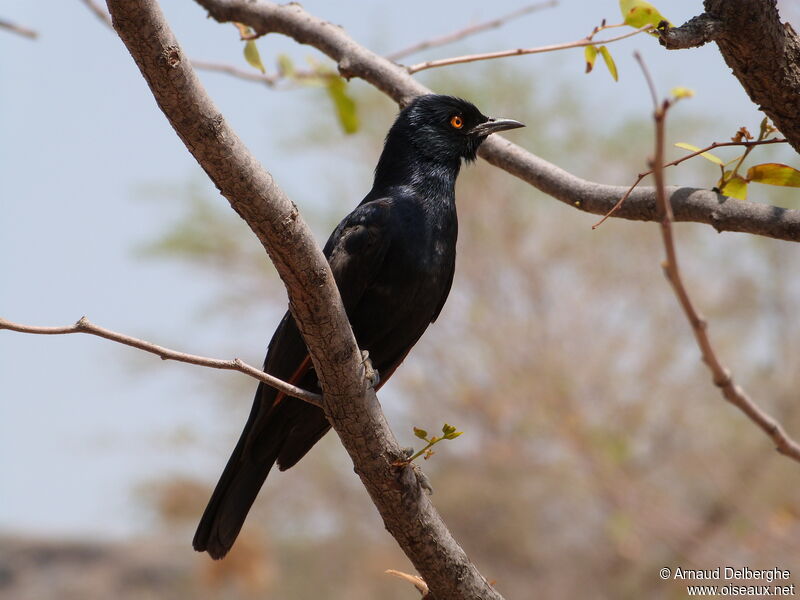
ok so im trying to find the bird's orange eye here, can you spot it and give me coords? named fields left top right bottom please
left=450, top=115, right=464, bottom=129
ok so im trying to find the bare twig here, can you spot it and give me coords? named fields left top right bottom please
left=406, top=25, right=652, bottom=74
left=0, top=316, right=322, bottom=407
left=79, top=0, right=113, bottom=27
left=592, top=137, right=788, bottom=228
left=191, top=59, right=278, bottom=85
left=0, top=17, right=38, bottom=39
left=385, top=569, right=430, bottom=598
left=639, top=52, right=800, bottom=464
left=387, top=1, right=557, bottom=61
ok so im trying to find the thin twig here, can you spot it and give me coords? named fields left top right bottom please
left=0, top=17, right=38, bottom=39
left=385, top=569, right=430, bottom=598
left=191, top=60, right=278, bottom=86
left=387, top=1, right=557, bottom=61
left=592, top=137, right=788, bottom=228
left=406, top=24, right=652, bottom=74
left=0, top=316, right=322, bottom=408
left=637, top=52, right=800, bottom=464
left=79, top=0, right=113, bottom=27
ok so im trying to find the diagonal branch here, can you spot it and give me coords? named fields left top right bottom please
left=0, top=316, right=322, bottom=407
left=193, top=0, right=800, bottom=243
left=387, top=0, right=557, bottom=61
left=641, top=54, right=800, bottom=465
left=105, top=1, right=503, bottom=598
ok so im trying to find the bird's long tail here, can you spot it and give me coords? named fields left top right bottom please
left=193, top=353, right=330, bottom=559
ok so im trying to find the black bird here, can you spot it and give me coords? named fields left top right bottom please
left=193, top=95, right=524, bottom=559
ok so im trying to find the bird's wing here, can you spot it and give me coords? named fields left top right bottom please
left=324, top=197, right=395, bottom=313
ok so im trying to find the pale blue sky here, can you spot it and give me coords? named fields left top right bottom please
left=1, top=1, right=794, bottom=538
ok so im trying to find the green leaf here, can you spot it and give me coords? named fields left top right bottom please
left=598, top=46, right=618, bottom=82
left=243, top=40, right=265, bottom=74
left=584, top=45, right=598, bottom=74
left=441, top=423, right=456, bottom=436
left=444, top=431, right=463, bottom=440
left=413, top=427, right=428, bottom=440
left=325, top=76, right=359, bottom=134
left=674, top=142, right=724, bottom=166
left=720, top=173, right=748, bottom=200
left=746, top=163, right=800, bottom=188
left=619, top=0, right=670, bottom=29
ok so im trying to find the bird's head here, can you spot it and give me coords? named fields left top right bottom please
left=393, top=95, right=525, bottom=164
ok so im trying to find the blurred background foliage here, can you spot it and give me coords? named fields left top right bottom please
left=4, top=4, right=800, bottom=599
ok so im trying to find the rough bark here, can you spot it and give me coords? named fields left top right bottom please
left=106, top=1, right=503, bottom=598
left=662, top=0, right=800, bottom=154
left=194, top=0, right=800, bottom=243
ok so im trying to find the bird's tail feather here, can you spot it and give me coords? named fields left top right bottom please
left=192, top=383, right=290, bottom=560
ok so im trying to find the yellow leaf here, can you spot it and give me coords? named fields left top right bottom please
left=325, top=76, right=359, bottom=134
left=598, top=46, right=618, bottom=82
left=674, top=142, right=724, bottom=166
left=619, top=0, right=671, bottom=29
left=584, top=45, right=598, bottom=74
left=243, top=40, right=265, bottom=74
left=671, top=86, right=694, bottom=99
left=720, top=175, right=748, bottom=200
left=746, top=163, right=800, bottom=187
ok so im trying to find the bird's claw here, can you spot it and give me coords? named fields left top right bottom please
left=361, top=350, right=380, bottom=388
left=412, top=463, right=434, bottom=496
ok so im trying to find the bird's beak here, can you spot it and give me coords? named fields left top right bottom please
left=469, top=117, right=525, bottom=137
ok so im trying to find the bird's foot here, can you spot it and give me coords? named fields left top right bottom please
left=361, top=350, right=380, bottom=388
left=412, top=463, right=434, bottom=496
left=392, top=447, right=433, bottom=495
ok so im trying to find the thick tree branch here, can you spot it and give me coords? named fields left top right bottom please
left=0, top=316, right=322, bottom=407
left=193, top=0, right=800, bottom=243
left=663, top=0, right=800, bottom=154
left=105, top=1, right=502, bottom=598
left=642, top=56, right=800, bottom=465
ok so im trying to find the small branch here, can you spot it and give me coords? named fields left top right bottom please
left=658, top=13, right=722, bottom=49
left=385, top=569, right=430, bottom=598
left=0, top=316, right=322, bottom=408
left=191, top=59, right=278, bottom=86
left=406, top=25, right=652, bottom=74
left=0, top=17, right=38, bottom=39
left=639, top=53, right=800, bottom=465
left=592, top=137, right=788, bottom=228
left=79, top=0, right=113, bottom=27
left=387, top=1, right=557, bottom=61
